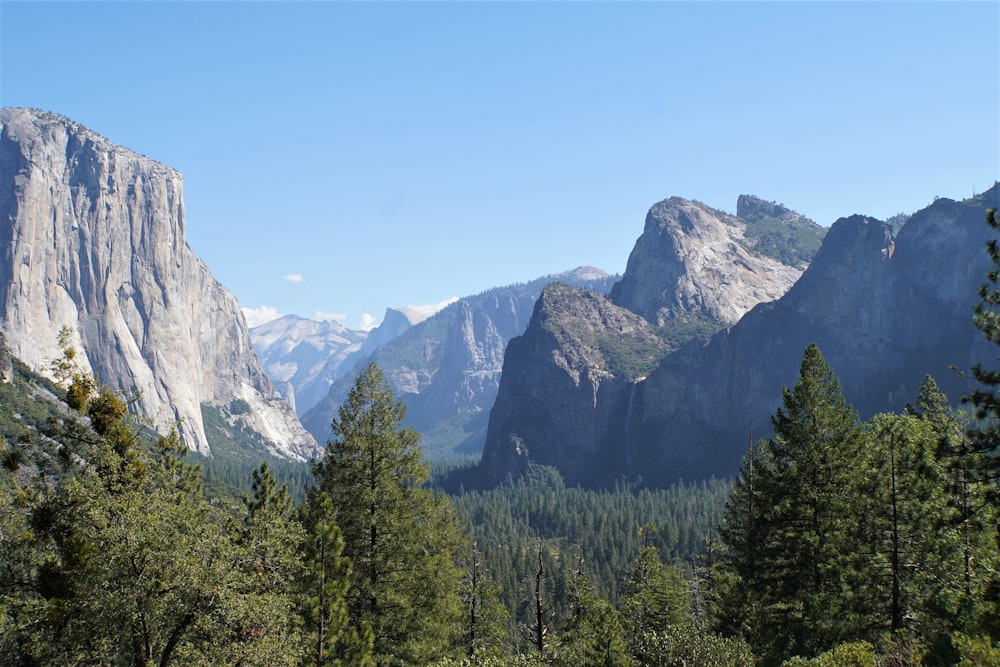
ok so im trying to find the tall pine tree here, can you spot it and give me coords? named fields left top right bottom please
left=719, top=343, right=861, bottom=664
left=309, top=362, right=465, bottom=666
left=960, top=206, right=1000, bottom=641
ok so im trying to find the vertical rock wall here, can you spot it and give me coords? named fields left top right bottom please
left=0, top=108, right=317, bottom=459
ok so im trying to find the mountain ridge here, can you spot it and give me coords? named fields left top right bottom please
left=479, top=184, right=1000, bottom=486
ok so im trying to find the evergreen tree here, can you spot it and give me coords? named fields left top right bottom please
left=300, top=491, right=374, bottom=667
left=960, top=206, right=1000, bottom=640
left=309, top=362, right=465, bottom=666
left=458, top=542, right=513, bottom=660
left=718, top=343, right=861, bottom=664
left=619, top=532, right=689, bottom=647
left=554, top=556, right=631, bottom=667
left=965, top=206, right=1000, bottom=486
left=855, top=412, right=963, bottom=652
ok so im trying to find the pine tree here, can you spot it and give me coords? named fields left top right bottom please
left=554, top=555, right=631, bottom=667
left=718, top=343, right=861, bottom=664
left=966, top=206, right=1000, bottom=485
left=959, top=206, right=1000, bottom=640
left=620, top=529, right=689, bottom=641
left=300, top=492, right=373, bottom=667
left=458, top=542, right=512, bottom=660
left=309, top=362, right=465, bottom=666
left=855, top=412, right=963, bottom=651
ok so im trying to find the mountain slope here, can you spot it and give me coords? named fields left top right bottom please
left=250, top=315, right=369, bottom=416
left=480, top=184, right=999, bottom=486
left=0, top=108, right=317, bottom=459
left=302, top=267, right=617, bottom=457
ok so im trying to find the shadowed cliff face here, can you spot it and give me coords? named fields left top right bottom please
left=0, top=108, right=317, bottom=459
left=480, top=283, right=668, bottom=486
left=480, top=185, right=1000, bottom=487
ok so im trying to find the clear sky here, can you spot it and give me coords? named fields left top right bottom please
left=2, top=2, right=997, bottom=330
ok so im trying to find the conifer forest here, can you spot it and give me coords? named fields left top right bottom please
left=2, top=212, right=999, bottom=666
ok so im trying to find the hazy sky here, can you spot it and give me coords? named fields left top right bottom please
left=2, top=2, right=997, bottom=330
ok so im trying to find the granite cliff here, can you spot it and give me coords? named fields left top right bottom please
left=479, top=283, right=668, bottom=485
left=608, top=196, right=822, bottom=327
left=480, top=185, right=1000, bottom=486
left=0, top=108, right=317, bottom=459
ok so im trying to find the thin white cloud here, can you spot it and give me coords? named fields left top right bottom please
left=359, top=313, right=378, bottom=331
left=400, top=297, right=460, bottom=323
left=315, top=311, right=347, bottom=322
left=243, top=305, right=281, bottom=328
left=284, top=273, right=304, bottom=283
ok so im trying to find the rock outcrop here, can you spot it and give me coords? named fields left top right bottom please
left=0, top=331, right=12, bottom=383
left=302, top=267, right=617, bottom=457
left=480, top=283, right=667, bottom=485
left=608, top=197, right=821, bottom=326
left=480, top=184, right=1000, bottom=486
left=0, top=108, right=318, bottom=459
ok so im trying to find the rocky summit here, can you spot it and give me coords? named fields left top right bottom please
left=479, top=282, right=669, bottom=486
left=0, top=108, right=317, bottom=459
left=608, top=196, right=822, bottom=327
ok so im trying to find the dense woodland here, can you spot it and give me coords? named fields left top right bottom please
left=1, top=211, right=999, bottom=666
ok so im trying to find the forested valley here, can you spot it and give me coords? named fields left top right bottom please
left=2, top=211, right=999, bottom=666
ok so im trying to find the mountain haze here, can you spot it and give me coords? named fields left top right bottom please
left=302, top=267, right=617, bottom=457
left=251, top=307, right=425, bottom=416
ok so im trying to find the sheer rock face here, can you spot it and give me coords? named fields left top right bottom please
left=627, top=190, right=999, bottom=483
left=0, top=332, right=12, bottom=383
left=480, top=283, right=662, bottom=486
left=609, top=197, right=807, bottom=326
left=480, top=185, right=1000, bottom=486
left=0, top=108, right=318, bottom=459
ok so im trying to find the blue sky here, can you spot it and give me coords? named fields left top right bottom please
left=2, top=2, right=997, bottom=330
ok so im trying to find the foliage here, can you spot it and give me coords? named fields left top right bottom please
left=631, top=625, right=754, bottom=667
left=308, top=362, right=466, bottom=665
left=620, top=541, right=690, bottom=640
left=554, top=559, right=631, bottom=667
left=597, top=330, right=672, bottom=380
left=961, top=205, right=1000, bottom=640
left=952, top=633, right=1000, bottom=666
left=718, top=343, right=864, bottom=663
left=781, top=641, right=879, bottom=667
left=655, top=316, right=724, bottom=352
left=0, top=336, right=311, bottom=665
left=449, top=469, right=731, bottom=629
left=743, top=214, right=826, bottom=266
